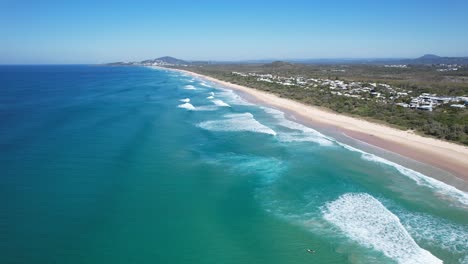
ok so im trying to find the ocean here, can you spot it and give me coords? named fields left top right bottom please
left=1, top=65, right=467, bottom=264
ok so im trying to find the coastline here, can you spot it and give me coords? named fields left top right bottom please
left=157, top=66, right=468, bottom=183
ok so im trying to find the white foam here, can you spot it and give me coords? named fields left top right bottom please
left=363, top=154, right=468, bottom=206
left=276, top=133, right=334, bottom=146
left=210, top=154, right=286, bottom=185
left=262, top=107, right=334, bottom=146
left=322, top=193, right=442, bottom=264
left=177, top=98, right=218, bottom=111
left=461, top=255, right=468, bottom=264
left=198, top=113, right=276, bottom=135
left=193, top=105, right=218, bottom=111
left=336, top=142, right=468, bottom=207
left=262, top=107, right=285, bottom=119
left=184, top=85, right=196, bottom=90
left=177, top=103, right=195, bottom=110
left=217, top=88, right=253, bottom=106
left=398, top=211, right=468, bottom=256
left=206, top=92, right=215, bottom=99
left=200, top=82, right=212, bottom=87
left=211, top=99, right=230, bottom=107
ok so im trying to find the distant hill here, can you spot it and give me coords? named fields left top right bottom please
left=106, top=56, right=189, bottom=66
left=265, top=61, right=294, bottom=67
left=408, top=54, right=468, bottom=65
left=419, top=54, right=441, bottom=59
left=141, top=56, right=189, bottom=65
left=106, top=61, right=134, bottom=66
left=106, top=55, right=468, bottom=66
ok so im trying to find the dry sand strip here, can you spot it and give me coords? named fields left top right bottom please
left=157, top=66, right=468, bottom=182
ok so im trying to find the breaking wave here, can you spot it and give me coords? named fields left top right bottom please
left=397, top=210, right=468, bottom=261
left=200, top=82, right=212, bottom=87
left=262, top=107, right=334, bottom=146
left=322, top=193, right=442, bottom=264
left=177, top=102, right=195, bottom=110
left=207, top=92, right=215, bottom=99
left=194, top=105, right=218, bottom=111
left=177, top=103, right=218, bottom=112
left=216, top=88, right=254, bottom=106
left=211, top=99, right=230, bottom=107
left=177, top=98, right=218, bottom=112
left=337, top=142, right=468, bottom=207
left=207, top=154, right=286, bottom=185
left=184, top=85, right=196, bottom=90
left=198, top=113, right=276, bottom=135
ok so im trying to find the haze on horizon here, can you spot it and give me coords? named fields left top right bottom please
left=1, top=0, right=468, bottom=64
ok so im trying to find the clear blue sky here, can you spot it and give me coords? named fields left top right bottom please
left=1, top=0, right=468, bottom=64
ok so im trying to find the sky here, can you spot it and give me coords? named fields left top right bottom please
left=1, top=0, right=468, bottom=64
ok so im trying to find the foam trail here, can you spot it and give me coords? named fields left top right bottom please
left=461, top=255, right=468, bottom=264
left=216, top=88, right=253, bottom=106
left=397, top=210, right=468, bottom=257
left=200, top=82, right=212, bottom=87
left=193, top=105, right=218, bottom=111
left=277, top=133, right=334, bottom=146
left=177, top=103, right=195, bottom=110
left=178, top=98, right=218, bottom=111
left=207, top=92, right=215, bottom=99
left=262, top=107, right=334, bottom=146
left=198, top=113, right=276, bottom=135
left=184, top=85, right=196, bottom=90
left=336, top=142, right=468, bottom=207
left=211, top=99, right=230, bottom=107
left=322, top=193, right=442, bottom=264
left=207, top=154, right=286, bottom=185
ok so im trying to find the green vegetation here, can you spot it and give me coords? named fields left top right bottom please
left=172, top=63, right=468, bottom=145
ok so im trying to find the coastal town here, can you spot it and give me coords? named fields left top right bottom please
left=231, top=71, right=468, bottom=111
left=113, top=59, right=466, bottom=112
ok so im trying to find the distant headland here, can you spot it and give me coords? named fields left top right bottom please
left=107, top=54, right=468, bottom=66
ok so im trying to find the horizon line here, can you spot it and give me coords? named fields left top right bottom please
left=3, top=54, right=468, bottom=65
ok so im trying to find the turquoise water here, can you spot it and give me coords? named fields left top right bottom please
left=1, top=65, right=467, bottom=264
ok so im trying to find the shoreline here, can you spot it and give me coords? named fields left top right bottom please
left=157, top=66, right=468, bottom=184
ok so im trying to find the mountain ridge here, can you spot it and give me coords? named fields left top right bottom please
left=106, top=54, right=468, bottom=66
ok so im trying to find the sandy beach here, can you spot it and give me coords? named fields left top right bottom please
left=160, top=67, right=468, bottom=182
